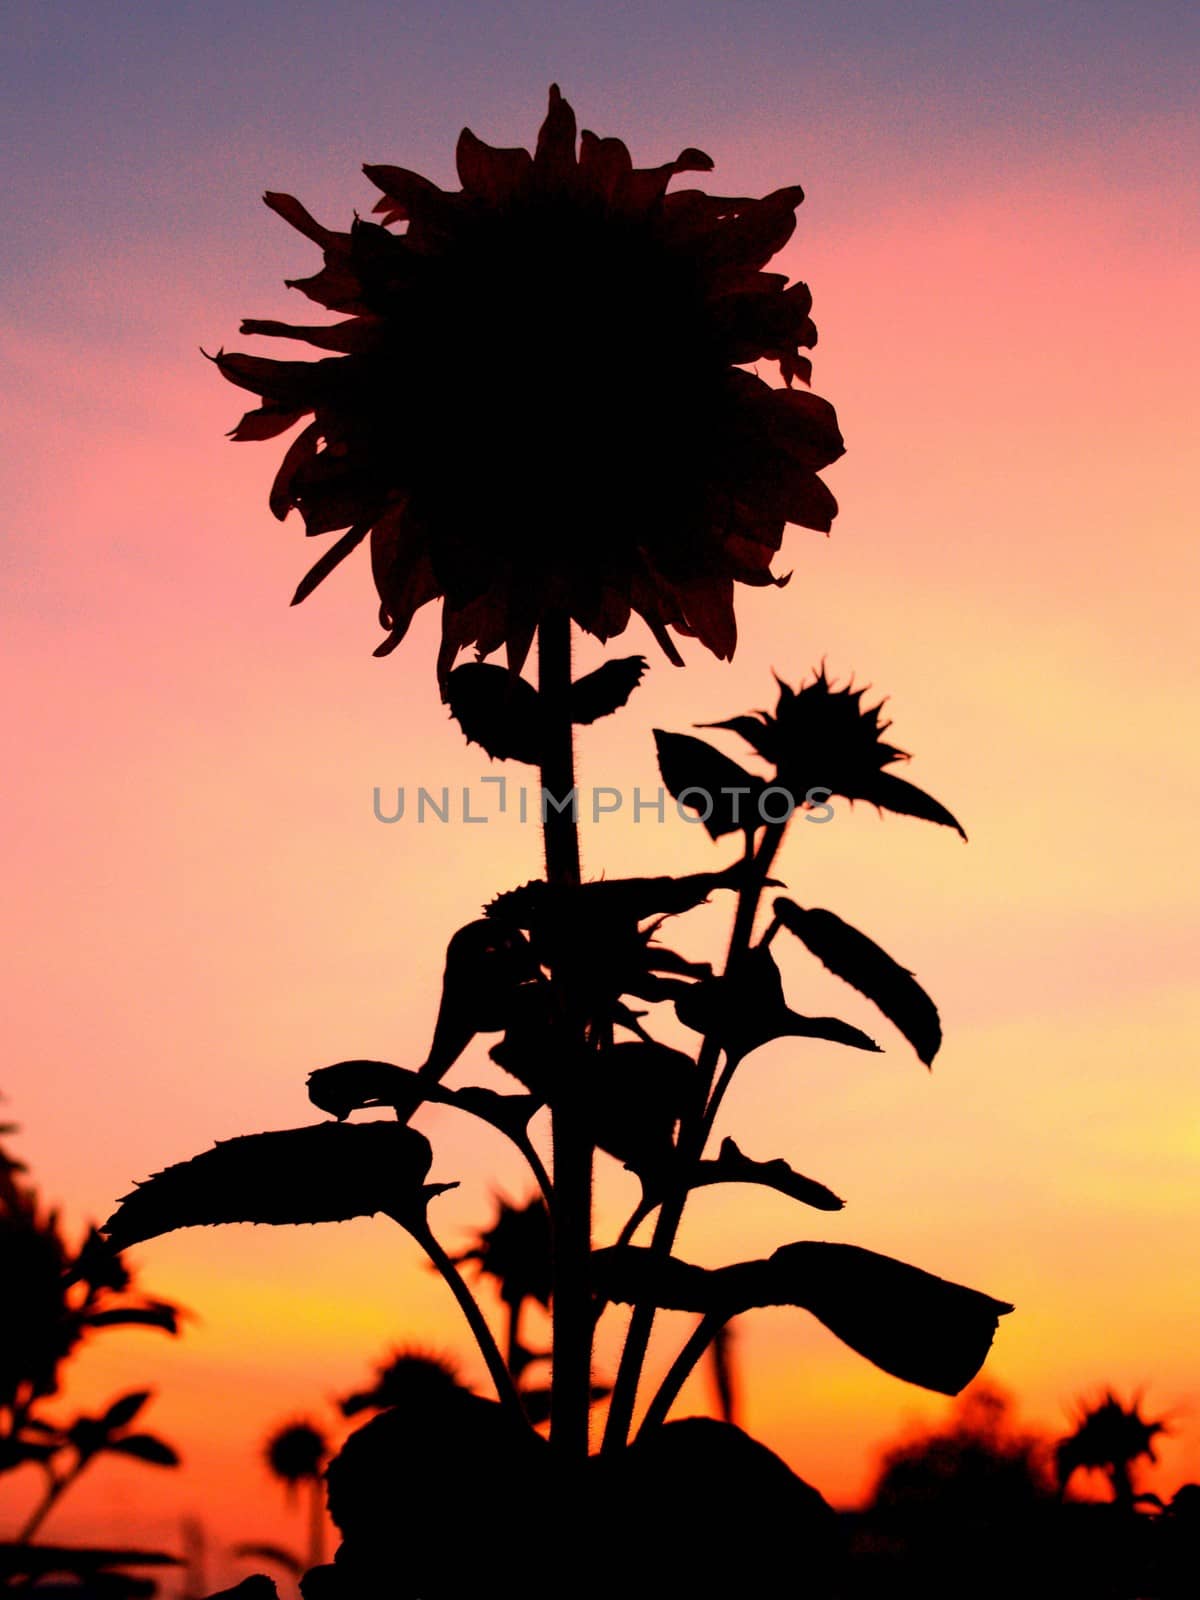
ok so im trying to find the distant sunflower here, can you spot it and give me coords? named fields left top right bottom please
left=216, top=86, right=844, bottom=680
left=707, top=668, right=967, bottom=836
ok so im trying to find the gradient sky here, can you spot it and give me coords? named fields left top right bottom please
left=3, top=0, right=1198, bottom=1583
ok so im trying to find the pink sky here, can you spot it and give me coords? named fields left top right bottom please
left=3, top=5, right=1198, bottom=1586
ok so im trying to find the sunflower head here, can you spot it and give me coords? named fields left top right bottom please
left=217, top=86, right=844, bottom=681
left=708, top=668, right=967, bottom=837
left=265, top=1419, right=329, bottom=1488
left=455, top=1195, right=552, bottom=1309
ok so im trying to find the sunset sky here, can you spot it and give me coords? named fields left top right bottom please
left=3, top=0, right=1198, bottom=1585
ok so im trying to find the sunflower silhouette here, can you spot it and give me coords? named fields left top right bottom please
left=216, top=86, right=843, bottom=680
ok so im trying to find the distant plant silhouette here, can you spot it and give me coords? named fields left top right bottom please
left=263, top=1421, right=329, bottom=1570
left=101, top=87, right=1014, bottom=1599
left=338, top=1348, right=465, bottom=1419
left=1057, top=1390, right=1168, bottom=1509
left=0, top=1113, right=181, bottom=1593
left=869, top=1384, right=1054, bottom=1516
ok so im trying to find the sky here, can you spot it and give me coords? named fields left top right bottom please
left=2, top=0, right=1199, bottom=1585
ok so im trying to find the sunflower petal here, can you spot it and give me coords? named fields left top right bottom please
left=291, top=522, right=371, bottom=606
left=239, top=317, right=381, bottom=355
left=578, top=130, right=632, bottom=200
left=456, top=128, right=532, bottom=203
left=533, top=84, right=578, bottom=186
left=268, top=421, right=322, bottom=519
left=228, top=403, right=307, bottom=443
left=263, top=191, right=335, bottom=247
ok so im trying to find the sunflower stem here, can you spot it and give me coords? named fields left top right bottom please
left=409, top=1221, right=527, bottom=1423
left=637, top=1311, right=726, bottom=1438
left=538, top=613, right=593, bottom=1461
left=601, top=821, right=787, bottom=1454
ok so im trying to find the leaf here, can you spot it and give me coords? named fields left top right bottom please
left=86, top=1303, right=180, bottom=1334
left=0, top=1437, right=59, bottom=1469
left=773, top=898, right=942, bottom=1066
left=585, top=1043, right=701, bottom=1177
left=591, top=1245, right=725, bottom=1311
left=752, top=1242, right=1013, bottom=1395
left=867, top=771, right=967, bottom=840
left=290, top=521, right=370, bottom=605
left=306, top=1060, right=539, bottom=1144
left=444, top=662, right=544, bottom=763
left=687, top=1137, right=843, bottom=1212
left=306, top=1059, right=422, bottom=1120
left=107, top=1433, right=180, bottom=1467
left=102, top=1122, right=437, bottom=1250
left=101, top=1391, right=152, bottom=1430
left=674, top=946, right=881, bottom=1060
left=593, top=1242, right=1012, bottom=1396
left=653, top=730, right=766, bottom=838
left=570, top=656, right=648, bottom=724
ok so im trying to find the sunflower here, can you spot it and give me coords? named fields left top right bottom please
left=707, top=667, right=967, bottom=836
left=216, top=86, right=844, bottom=680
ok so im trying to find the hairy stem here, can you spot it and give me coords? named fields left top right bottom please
left=409, top=1222, right=526, bottom=1422
left=538, top=612, right=592, bottom=1459
left=637, top=1312, right=726, bottom=1438
left=602, top=822, right=787, bottom=1453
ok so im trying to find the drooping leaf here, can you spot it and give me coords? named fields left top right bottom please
left=593, top=1241, right=1012, bottom=1396
left=653, top=729, right=766, bottom=838
left=675, top=946, right=880, bottom=1060
left=774, top=898, right=942, bottom=1066
left=101, top=1391, right=152, bottom=1431
left=107, top=1433, right=180, bottom=1467
left=444, top=662, right=544, bottom=763
left=687, top=1136, right=843, bottom=1212
left=570, top=656, right=648, bottom=724
left=102, top=1122, right=437, bottom=1250
left=751, top=1242, right=1013, bottom=1395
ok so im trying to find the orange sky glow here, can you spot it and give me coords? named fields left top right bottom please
left=3, top=3, right=1198, bottom=1587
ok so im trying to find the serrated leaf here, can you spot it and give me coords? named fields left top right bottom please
left=653, top=730, right=766, bottom=838
left=101, top=1390, right=152, bottom=1430
left=686, top=1137, right=843, bottom=1212
left=445, top=663, right=543, bottom=763
left=674, top=946, right=880, bottom=1060
left=102, top=1122, right=436, bottom=1250
left=107, top=1432, right=180, bottom=1467
left=570, top=656, right=648, bottom=724
left=774, top=899, right=942, bottom=1065
left=866, top=772, right=967, bottom=839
